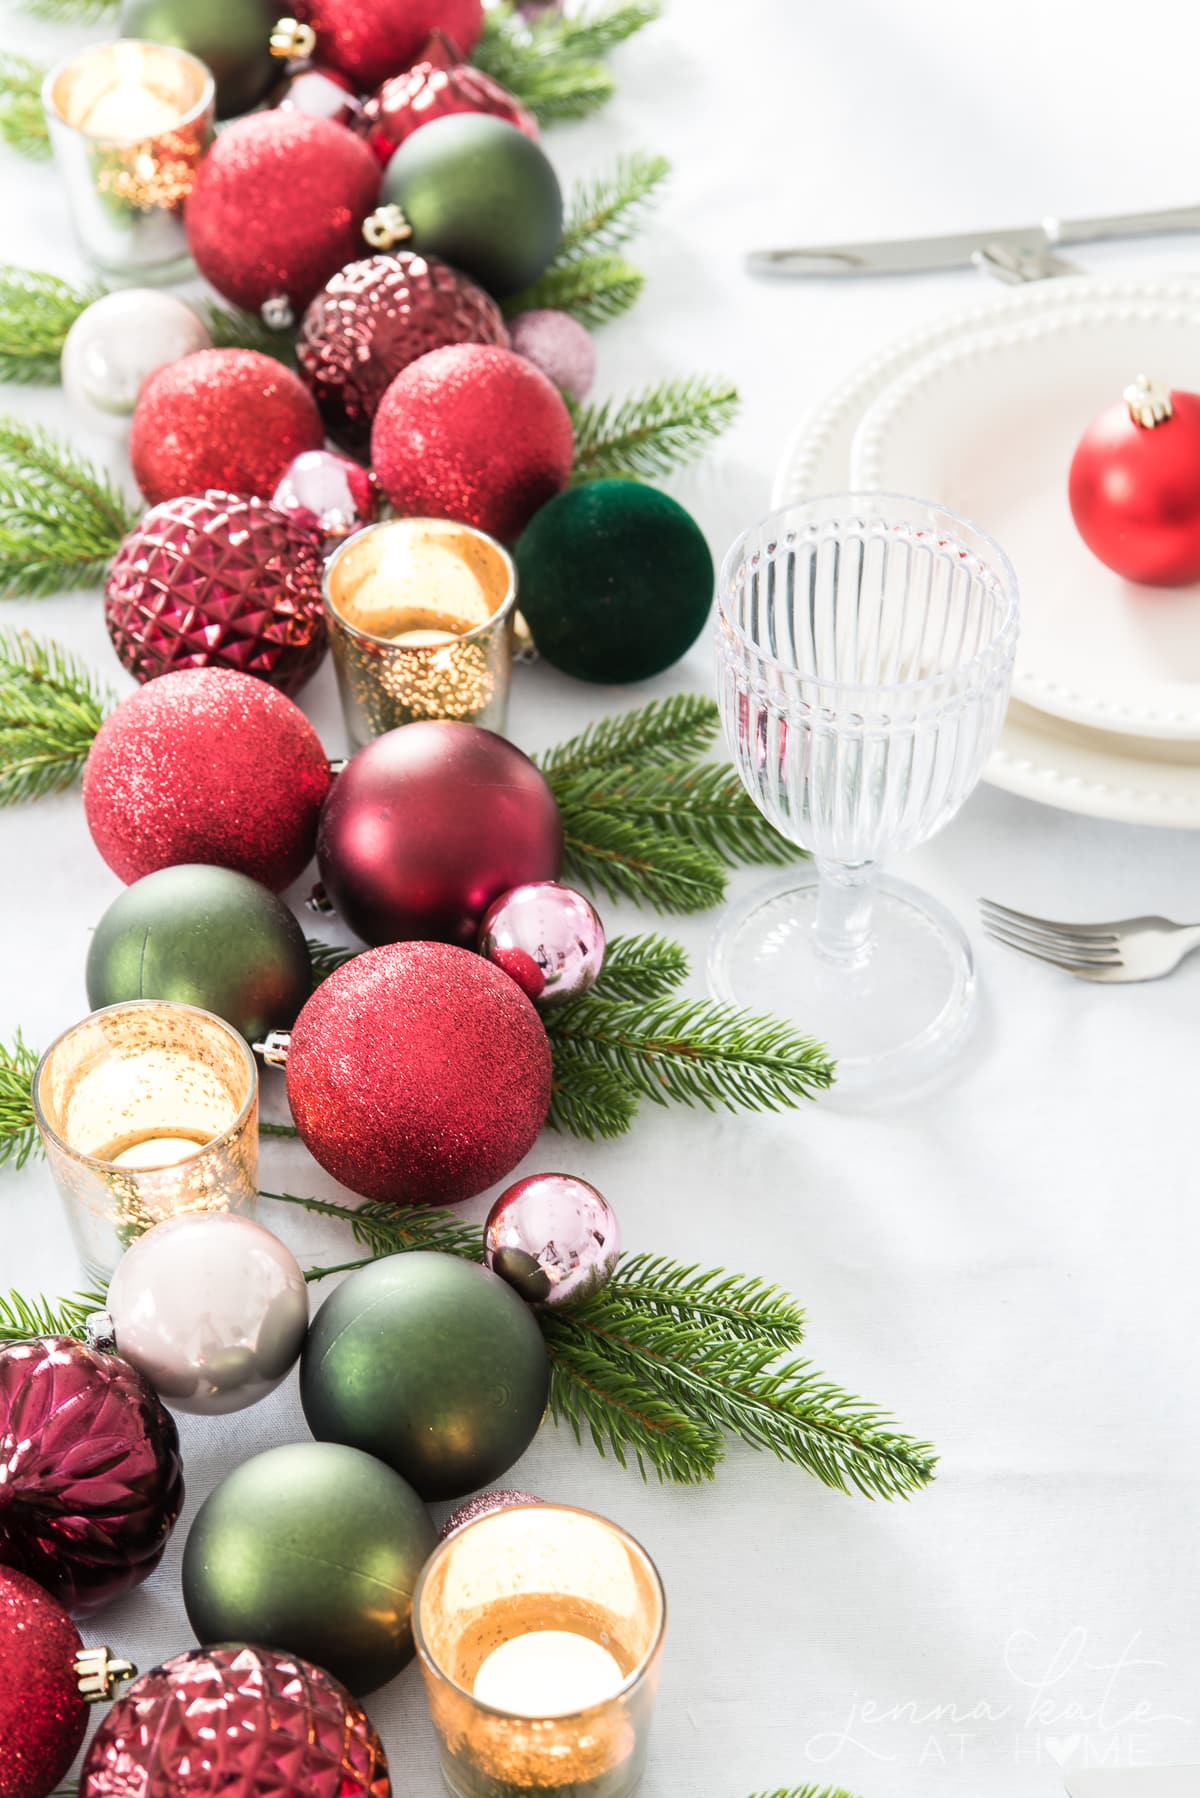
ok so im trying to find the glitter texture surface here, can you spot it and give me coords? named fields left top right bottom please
left=287, top=941, right=552, bottom=1205
left=297, top=0, right=484, bottom=91
left=357, top=43, right=538, bottom=165
left=510, top=307, right=596, bottom=403
left=0, top=1567, right=86, bottom=1798
left=82, top=668, right=332, bottom=891
left=439, top=1489, right=543, bottom=1539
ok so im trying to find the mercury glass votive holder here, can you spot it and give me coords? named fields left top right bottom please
left=414, top=1503, right=666, bottom=1798
left=42, top=40, right=215, bottom=280
left=324, top=517, right=518, bottom=747
left=33, top=1001, right=258, bottom=1285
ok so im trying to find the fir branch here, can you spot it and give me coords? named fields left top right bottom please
left=558, top=152, right=670, bottom=259
left=0, top=627, right=110, bottom=804
left=536, top=693, right=720, bottom=783
left=0, top=1286, right=105, bottom=1344
left=263, top=1189, right=483, bottom=1270
left=306, top=939, right=359, bottom=985
left=610, top=1254, right=806, bottom=1347
left=570, top=375, right=740, bottom=484
left=546, top=1337, right=721, bottom=1483
left=259, top=1121, right=301, bottom=1138
left=590, top=932, right=688, bottom=1004
left=0, top=417, right=138, bottom=598
left=202, top=302, right=297, bottom=366
left=559, top=808, right=727, bottom=913
left=0, top=265, right=100, bottom=382
left=0, top=1032, right=37, bottom=1169
left=559, top=761, right=798, bottom=870
left=474, top=2, right=660, bottom=125
left=546, top=1048, right=640, bottom=1140
left=505, top=253, right=643, bottom=327
left=0, top=55, right=50, bottom=161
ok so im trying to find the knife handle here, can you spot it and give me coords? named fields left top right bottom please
left=1053, top=203, right=1200, bottom=246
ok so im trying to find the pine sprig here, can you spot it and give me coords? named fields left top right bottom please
left=0, top=628, right=110, bottom=804
left=559, top=152, right=671, bottom=258
left=0, top=1033, right=37, bottom=1169
left=546, top=1333, right=721, bottom=1483
left=306, top=939, right=359, bottom=985
left=610, top=1254, right=806, bottom=1347
left=202, top=301, right=298, bottom=365
left=536, top=694, right=720, bottom=783
left=262, top=1190, right=483, bottom=1275
left=474, top=2, right=659, bottom=125
left=506, top=253, right=644, bottom=328
left=0, top=1286, right=105, bottom=1344
left=0, top=55, right=49, bottom=161
left=0, top=417, right=138, bottom=598
left=559, top=810, right=728, bottom=913
left=589, top=932, right=688, bottom=1004
left=546, top=1049, right=640, bottom=1140
left=560, top=762, right=797, bottom=870
left=0, top=266, right=101, bottom=382
left=570, top=375, right=740, bottom=484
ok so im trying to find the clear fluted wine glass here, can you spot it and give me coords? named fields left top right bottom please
left=712, top=494, right=1019, bottom=1096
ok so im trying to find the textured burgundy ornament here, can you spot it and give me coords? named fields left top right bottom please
left=296, top=252, right=509, bottom=452
left=276, top=62, right=362, bottom=129
left=296, top=0, right=484, bottom=92
left=105, top=492, right=327, bottom=695
left=185, top=113, right=382, bottom=317
left=129, top=349, right=324, bottom=506
left=317, top=720, right=563, bottom=947
left=0, top=1567, right=87, bottom=1798
left=0, top=1338, right=183, bottom=1619
left=271, top=449, right=378, bottom=540
left=357, top=33, right=537, bottom=166
left=287, top=941, right=552, bottom=1205
left=83, top=668, right=332, bottom=891
left=372, top=344, right=574, bottom=541
left=440, top=1489, right=543, bottom=1539
left=80, top=1644, right=391, bottom=1798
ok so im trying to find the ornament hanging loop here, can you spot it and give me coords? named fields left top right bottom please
left=270, top=17, right=318, bottom=60
left=363, top=204, right=413, bottom=251
left=75, top=1646, right=138, bottom=1703
left=255, top=1030, right=292, bottom=1065
left=1124, top=373, right=1173, bottom=428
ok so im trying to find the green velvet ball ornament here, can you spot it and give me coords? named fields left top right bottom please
left=181, top=1441, right=436, bottom=1694
left=514, top=479, right=716, bottom=684
left=381, top=114, right=562, bottom=298
left=86, top=863, right=312, bottom=1044
left=301, top=1252, right=550, bottom=1501
left=120, top=0, right=280, bottom=117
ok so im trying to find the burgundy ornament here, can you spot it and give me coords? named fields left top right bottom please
left=357, top=33, right=537, bottom=167
left=484, top=1173, right=621, bottom=1308
left=317, top=720, right=563, bottom=947
left=80, top=1644, right=391, bottom=1798
left=295, top=0, right=484, bottom=92
left=276, top=62, right=362, bottom=129
left=510, top=307, right=596, bottom=403
left=0, top=1567, right=87, bottom=1798
left=440, top=1488, right=543, bottom=1539
left=0, top=1337, right=184, bottom=1618
left=271, top=449, right=378, bottom=541
left=479, top=881, right=606, bottom=1008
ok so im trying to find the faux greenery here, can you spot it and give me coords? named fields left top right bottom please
left=506, top=151, right=669, bottom=324
left=0, top=416, right=138, bottom=598
left=508, top=251, right=645, bottom=328
left=0, top=627, right=110, bottom=805
left=0, top=54, right=49, bottom=160
left=0, top=1033, right=37, bottom=1169
left=570, top=375, right=741, bottom=484
left=475, top=1, right=659, bottom=125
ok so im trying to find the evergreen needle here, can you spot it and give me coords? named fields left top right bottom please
left=546, top=1345, right=721, bottom=1484
left=474, top=2, right=658, bottom=125
left=506, top=253, right=644, bottom=328
left=0, top=417, right=139, bottom=598
left=0, top=266, right=101, bottom=382
left=537, top=694, right=721, bottom=782
left=589, top=932, right=689, bottom=1004
left=202, top=302, right=297, bottom=365
left=306, top=939, right=359, bottom=984
left=0, top=1286, right=105, bottom=1343
left=559, top=809, right=729, bottom=913
left=546, top=1050, right=641, bottom=1140
left=559, top=761, right=799, bottom=870
left=610, top=1255, right=806, bottom=1347
left=0, top=55, right=50, bottom=160
left=559, top=152, right=671, bottom=258
left=570, top=375, right=740, bottom=483
left=0, top=627, right=110, bottom=804
left=0, top=1033, right=37, bottom=1169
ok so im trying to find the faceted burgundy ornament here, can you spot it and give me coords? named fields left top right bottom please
left=272, top=449, right=378, bottom=541
left=276, top=61, right=362, bottom=129
left=440, top=1488, right=543, bottom=1540
left=357, top=31, right=537, bottom=167
left=479, top=881, right=606, bottom=1008
left=0, top=1337, right=184, bottom=1618
left=484, top=1173, right=621, bottom=1308
left=80, top=1644, right=391, bottom=1798
left=0, top=1567, right=87, bottom=1798
left=105, top=492, right=327, bottom=696
left=296, top=252, right=509, bottom=453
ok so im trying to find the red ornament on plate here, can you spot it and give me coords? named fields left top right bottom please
left=357, top=32, right=537, bottom=166
left=1069, top=375, right=1200, bottom=585
left=83, top=668, right=332, bottom=891
left=0, top=1568, right=87, bottom=1798
left=296, top=0, right=484, bottom=93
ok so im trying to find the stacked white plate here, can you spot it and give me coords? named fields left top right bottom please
left=774, top=275, right=1200, bottom=828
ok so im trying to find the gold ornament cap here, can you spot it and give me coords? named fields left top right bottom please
left=270, top=16, right=318, bottom=60
left=1124, top=374, right=1173, bottom=428
left=75, top=1646, right=137, bottom=1704
left=363, top=205, right=413, bottom=251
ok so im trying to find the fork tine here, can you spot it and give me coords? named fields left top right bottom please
left=978, top=898, right=1121, bottom=944
left=979, top=915, right=1124, bottom=964
left=982, top=921, right=1124, bottom=972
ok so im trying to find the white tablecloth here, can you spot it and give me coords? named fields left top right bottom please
left=5, top=2, right=1200, bottom=1793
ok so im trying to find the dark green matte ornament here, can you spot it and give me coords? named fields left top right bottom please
left=120, top=0, right=280, bottom=117
left=181, top=1441, right=436, bottom=1694
left=86, top=863, right=312, bottom=1044
left=381, top=114, right=563, bottom=298
left=301, top=1252, right=550, bottom=1501
left=515, top=479, right=716, bottom=683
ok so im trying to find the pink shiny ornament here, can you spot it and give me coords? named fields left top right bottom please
left=440, top=1488, right=543, bottom=1539
left=80, top=1644, right=391, bottom=1798
left=509, top=308, right=595, bottom=403
left=479, top=881, right=605, bottom=1008
left=272, top=449, right=378, bottom=541
left=276, top=62, right=362, bottom=129
left=484, top=1173, right=620, bottom=1308
left=357, top=32, right=538, bottom=166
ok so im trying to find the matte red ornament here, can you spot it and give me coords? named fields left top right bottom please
left=129, top=349, right=324, bottom=506
left=297, top=252, right=510, bottom=452
left=297, top=0, right=484, bottom=93
left=80, top=1644, right=391, bottom=1798
left=276, top=61, right=362, bottom=129
left=185, top=113, right=381, bottom=318
left=372, top=344, right=574, bottom=541
left=0, top=1567, right=86, bottom=1798
left=1069, top=377, right=1200, bottom=585
left=286, top=941, right=552, bottom=1204
left=105, top=492, right=327, bottom=694
left=83, top=668, right=332, bottom=891
left=0, top=1338, right=183, bottom=1619
left=357, top=33, right=537, bottom=166
left=317, top=720, right=563, bottom=947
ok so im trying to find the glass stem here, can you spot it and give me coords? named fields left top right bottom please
left=812, top=859, right=877, bottom=969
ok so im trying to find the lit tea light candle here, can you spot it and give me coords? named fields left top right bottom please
left=473, top=1630, right=625, bottom=1716
left=108, top=1132, right=213, bottom=1169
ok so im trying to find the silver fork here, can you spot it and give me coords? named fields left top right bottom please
left=979, top=899, right=1200, bottom=983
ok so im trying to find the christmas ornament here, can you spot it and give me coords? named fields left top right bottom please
left=296, top=252, right=509, bottom=453
left=82, top=668, right=332, bottom=892
left=484, top=1173, right=621, bottom=1308
left=1068, top=375, right=1200, bottom=584
left=301, top=1252, right=550, bottom=1500
left=510, top=307, right=596, bottom=403
left=282, top=941, right=552, bottom=1204
left=297, top=0, right=484, bottom=93
left=119, top=0, right=281, bottom=117
left=357, top=34, right=537, bottom=166
left=0, top=1337, right=183, bottom=1617
left=129, top=349, right=324, bottom=506
left=275, top=61, right=361, bottom=129
left=271, top=448, right=378, bottom=540
left=440, top=1488, right=543, bottom=1539
left=60, top=290, right=212, bottom=436
left=86, top=864, right=312, bottom=1041
left=379, top=113, right=562, bottom=297
left=516, top=479, right=716, bottom=682
left=479, top=881, right=606, bottom=1008
left=80, top=1644, right=391, bottom=1798
left=186, top=112, right=381, bottom=319
left=106, top=1213, right=308, bottom=1414
left=372, top=343, right=574, bottom=540
left=182, top=1442, right=435, bottom=1693
left=317, top=720, right=563, bottom=946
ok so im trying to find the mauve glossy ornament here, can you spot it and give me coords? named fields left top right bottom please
left=509, top=307, right=595, bottom=403
left=479, top=881, right=605, bottom=1008
left=107, top=1213, right=309, bottom=1415
left=61, top=290, right=213, bottom=436
left=271, top=448, right=378, bottom=540
left=439, top=1488, right=543, bottom=1539
left=484, top=1173, right=621, bottom=1308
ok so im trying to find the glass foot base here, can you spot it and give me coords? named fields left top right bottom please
left=708, top=871, right=975, bottom=1101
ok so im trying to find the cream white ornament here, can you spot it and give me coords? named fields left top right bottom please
left=61, top=290, right=213, bottom=434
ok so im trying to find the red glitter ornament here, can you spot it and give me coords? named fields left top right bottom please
left=0, top=1338, right=183, bottom=1619
left=286, top=941, right=552, bottom=1205
left=297, top=252, right=509, bottom=452
left=1069, top=377, right=1200, bottom=584
left=372, top=344, right=574, bottom=540
left=357, top=33, right=537, bottom=166
left=0, top=1568, right=86, bottom=1798
left=83, top=668, right=331, bottom=891
left=129, top=349, right=324, bottom=506
left=105, top=492, right=327, bottom=695
left=185, top=113, right=381, bottom=318
left=80, top=1644, right=391, bottom=1798
left=297, top=0, right=484, bottom=93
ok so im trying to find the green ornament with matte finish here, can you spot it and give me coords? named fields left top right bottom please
left=301, top=1252, right=550, bottom=1501
left=515, top=479, right=716, bottom=683
left=380, top=114, right=562, bottom=298
left=120, top=0, right=281, bottom=117
left=181, top=1441, right=436, bottom=1694
left=86, top=863, right=312, bottom=1044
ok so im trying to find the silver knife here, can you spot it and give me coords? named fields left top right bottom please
left=748, top=202, right=1200, bottom=278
